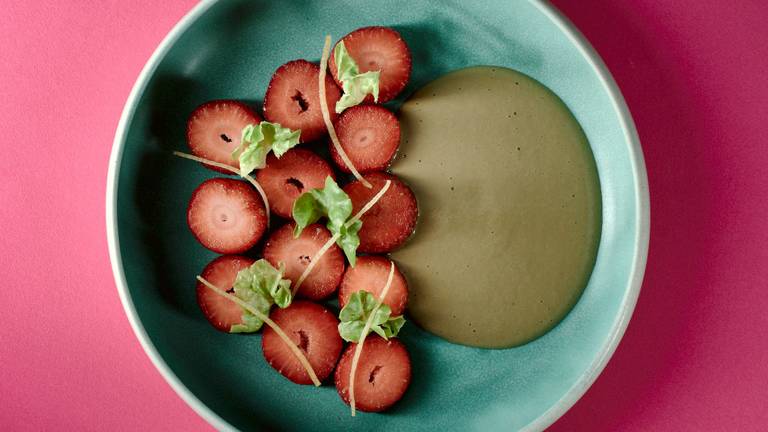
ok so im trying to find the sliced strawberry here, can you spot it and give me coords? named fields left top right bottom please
left=187, top=178, right=267, bottom=254
left=330, top=105, right=400, bottom=173
left=344, top=172, right=418, bottom=253
left=196, top=255, right=255, bottom=332
left=339, top=256, right=408, bottom=316
left=263, top=60, right=341, bottom=143
left=262, top=301, right=343, bottom=384
left=262, top=223, right=345, bottom=300
left=186, top=100, right=262, bottom=173
left=255, top=149, right=336, bottom=218
left=335, top=336, right=411, bottom=412
left=330, top=26, right=412, bottom=103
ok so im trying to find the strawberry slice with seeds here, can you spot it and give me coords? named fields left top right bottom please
left=339, top=256, right=409, bottom=316
left=256, top=148, right=336, bottom=218
left=186, top=100, right=262, bottom=173
left=262, top=301, right=343, bottom=384
left=196, top=255, right=255, bottom=332
left=187, top=178, right=267, bottom=254
left=263, top=223, right=345, bottom=300
left=330, top=26, right=412, bottom=103
left=263, top=60, right=342, bottom=143
left=330, top=105, right=400, bottom=173
left=344, top=172, right=418, bottom=253
left=335, top=336, right=412, bottom=412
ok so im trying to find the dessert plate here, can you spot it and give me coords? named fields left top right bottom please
left=106, top=0, right=649, bottom=430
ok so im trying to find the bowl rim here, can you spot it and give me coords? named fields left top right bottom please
left=105, top=1, right=650, bottom=431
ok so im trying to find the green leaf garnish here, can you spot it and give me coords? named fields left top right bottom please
left=337, top=290, right=405, bottom=342
left=291, top=176, right=361, bottom=266
left=231, top=122, right=301, bottom=176
left=228, top=259, right=293, bottom=333
left=336, top=220, right=362, bottom=267
left=377, top=315, right=406, bottom=339
left=334, top=41, right=380, bottom=113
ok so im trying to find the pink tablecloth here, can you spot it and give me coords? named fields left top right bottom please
left=1, top=1, right=766, bottom=430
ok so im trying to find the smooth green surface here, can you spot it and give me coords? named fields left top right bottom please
left=393, top=66, right=602, bottom=348
left=113, top=1, right=646, bottom=430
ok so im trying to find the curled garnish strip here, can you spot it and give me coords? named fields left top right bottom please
left=318, top=35, right=372, bottom=189
left=348, top=262, right=395, bottom=416
left=197, top=276, right=321, bottom=387
left=291, top=179, right=391, bottom=295
left=173, top=151, right=271, bottom=228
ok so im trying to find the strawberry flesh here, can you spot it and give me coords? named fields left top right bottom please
left=335, top=336, right=412, bottom=412
left=344, top=172, right=418, bottom=253
left=330, top=26, right=412, bottom=103
left=187, top=178, right=267, bottom=254
left=330, top=105, right=400, bottom=173
left=262, top=301, right=343, bottom=384
left=186, top=100, right=261, bottom=173
left=196, top=255, right=255, bottom=332
left=339, top=256, right=409, bottom=316
left=263, top=60, right=342, bottom=143
left=256, top=149, right=336, bottom=218
left=263, top=223, right=345, bottom=300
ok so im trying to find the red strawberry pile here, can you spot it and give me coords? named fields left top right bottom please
left=179, top=27, right=418, bottom=414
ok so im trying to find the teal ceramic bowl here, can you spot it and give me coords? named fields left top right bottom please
left=107, top=0, right=649, bottom=430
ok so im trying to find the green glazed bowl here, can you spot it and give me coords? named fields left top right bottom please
left=107, top=0, right=649, bottom=430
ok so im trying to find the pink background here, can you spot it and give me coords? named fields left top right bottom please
left=1, top=0, right=766, bottom=430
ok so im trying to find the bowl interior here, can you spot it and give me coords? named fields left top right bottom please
left=112, top=0, right=646, bottom=430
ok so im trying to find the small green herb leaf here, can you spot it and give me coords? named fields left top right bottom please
left=292, top=193, right=325, bottom=237
left=291, top=176, right=362, bottom=265
left=337, top=320, right=365, bottom=342
left=334, top=41, right=380, bottom=113
left=232, top=122, right=301, bottom=176
left=337, top=290, right=405, bottom=342
left=377, top=315, right=406, bottom=339
left=228, top=259, right=293, bottom=333
left=313, top=176, right=353, bottom=232
left=336, top=220, right=361, bottom=266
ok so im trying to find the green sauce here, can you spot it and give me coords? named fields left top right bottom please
left=391, top=66, right=601, bottom=348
